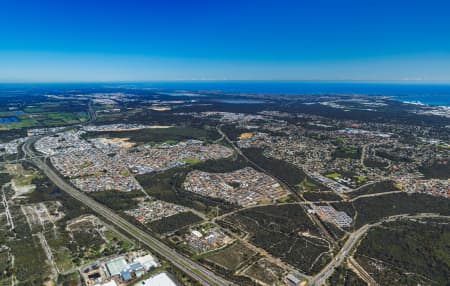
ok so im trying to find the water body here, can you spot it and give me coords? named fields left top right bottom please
left=1, top=81, right=450, bottom=106
left=391, top=95, right=450, bottom=106
left=216, top=99, right=265, bottom=104
left=0, top=116, right=19, bottom=123
left=132, top=81, right=450, bottom=106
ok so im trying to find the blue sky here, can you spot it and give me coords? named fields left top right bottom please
left=1, top=0, right=450, bottom=82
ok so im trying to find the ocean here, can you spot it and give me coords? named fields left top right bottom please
left=1, top=81, right=450, bottom=106
left=129, top=81, right=450, bottom=106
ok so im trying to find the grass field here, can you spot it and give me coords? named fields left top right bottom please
left=42, top=111, right=88, bottom=125
left=0, top=110, right=88, bottom=130
left=326, top=172, right=341, bottom=179
left=182, top=157, right=203, bottom=165
left=204, top=242, right=257, bottom=271
left=0, top=117, right=38, bottom=129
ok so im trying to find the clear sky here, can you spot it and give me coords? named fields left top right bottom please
left=1, top=0, right=450, bottom=82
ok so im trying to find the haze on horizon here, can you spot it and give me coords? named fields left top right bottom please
left=1, top=0, right=450, bottom=83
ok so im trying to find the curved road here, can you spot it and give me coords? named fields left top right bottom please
left=310, top=213, right=447, bottom=286
left=23, top=139, right=232, bottom=286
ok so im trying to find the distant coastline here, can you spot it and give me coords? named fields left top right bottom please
left=391, top=95, right=449, bottom=107
left=90, top=80, right=450, bottom=107
left=119, top=81, right=450, bottom=107
left=1, top=81, right=449, bottom=106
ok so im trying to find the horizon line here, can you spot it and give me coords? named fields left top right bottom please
left=1, top=79, right=450, bottom=85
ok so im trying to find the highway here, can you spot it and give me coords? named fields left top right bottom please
left=20, top=105, right=233, bottom=286
left=20, top=107, right=445, bottom=286
left=23, top=139, right=232, bottom=286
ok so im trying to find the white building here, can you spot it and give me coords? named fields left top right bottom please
left=138, top=272, right=177, bottom=286
left=133, top=254, right=160, bottom=271
left=96, top=280, right=117, bottom=286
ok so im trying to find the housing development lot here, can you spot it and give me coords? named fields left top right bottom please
left=1, top=87, right=450, bottom=286
left=124, top=199, right=187, bottom=224
left=183, top=167, right=289, bottom=206
left=34, top=126, right=233, bottom=193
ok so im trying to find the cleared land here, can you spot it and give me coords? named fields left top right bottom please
left=203, top=241, right=257, bottom=272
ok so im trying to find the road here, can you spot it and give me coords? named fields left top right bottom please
left=347, top=257, right=379, bottom=286
left=309, top=213, right=447, bottom=286
left=216, top=125, right=340, bottom=246
left=216, top=125, right=301, bottom=198
left=1, top=183, right=14, bottom=231
left=20, top=106, right=233, bottom=286
left=215, top=125, right=441, bottom=286
left=360, top=143, right=368, bottom=169
left=310, top=223, right=371, bottom=286
left=349, top=190, right=403, bottom=201
left=20, top=108, right=443, bottom=286
left=23, top=140, right=232, bottom=286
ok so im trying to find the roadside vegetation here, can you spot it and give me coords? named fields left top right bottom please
left=219, top=204, right=331, bottom=275
left=326, top=265, right=367, bottom=286
left=347, top=180, right=400, bottom=198
left=333, top=193, right=450, bottom=228
left=355, top=218, right=450, bottom=285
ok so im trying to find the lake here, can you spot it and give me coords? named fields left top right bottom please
left=0, top=116, right=19, bottom=123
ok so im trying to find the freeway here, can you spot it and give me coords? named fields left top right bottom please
left=23, top=139, right=232, bottom=286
